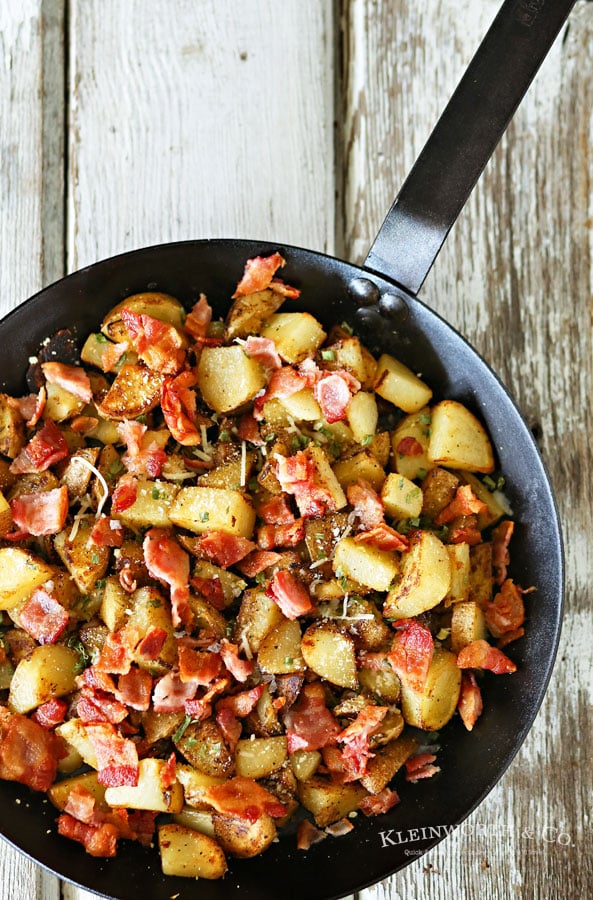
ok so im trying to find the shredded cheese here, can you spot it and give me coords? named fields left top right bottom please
left=240, top=440, right=247, bottom=487
left=193, top=448, right=213, bottom=462
left=68, top=494, right=92, bottom=541
left=200, top=424, right=211, bottom=452
left=69, top=455, right=110, bottom=519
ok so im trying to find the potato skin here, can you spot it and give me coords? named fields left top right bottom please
left=213, top=811, right=277, bottom=858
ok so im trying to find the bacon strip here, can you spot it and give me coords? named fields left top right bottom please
left=457, top=671, right=483, bottom=731
left=143, top=528, right=192, bottom=628
left=388, top=620, right=434, bottom=692
left=161, top=370, right=208, bottom=446
left=359, top=788, right=400, bottom=817
left=201, top=775, right=287, bottom=822
left=484, top=578, right=525, bottom=639
left=337, top=706, right=389, bottom=781
left=456, top=639, right=517, bottom=674
left=184, top=295, right=212, bottom=341
left=0, top=712, right=63, bottom=791
left=117, top=419, right=167, bottom=477
left=10, top=419, right=69, bottom=474
left=220, top=639, right=254, bottom=683
left=85, top=722, right=139, bottom=787
left=243, top=336, right=282, bottom=370
left=354, top=522, right=409, bottom=552
left=10, top=485, right=68, bottom=536
left=18, top=589, right=69, bottom=645
left=283, top=683, right=340, bottom=753
left=404, top=753, right=440, bottom=782
left=41, top=361, right=92, bottom=403
left=347, top=480, right=384, bottom=530
left=266, top=570, right=313, bottom=619
left=120, top=308, right=185, bottom=375
left=198, top=532, right=256, bottom=568
left=232, top=253, right=287, bottom=298
left=435, top=484, right=488, bottom=526
left=492, top=520, right=514, bottom=585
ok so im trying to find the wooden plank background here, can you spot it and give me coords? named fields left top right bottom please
left=0, top=1, right=591, bottom=898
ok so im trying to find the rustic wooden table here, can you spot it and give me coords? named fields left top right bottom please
left=1, top=1, right=591, bottom=898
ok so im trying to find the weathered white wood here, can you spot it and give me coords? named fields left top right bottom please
left=343, top=1, right=593, bottom=897
left=66, top=0, right=335, bottom=272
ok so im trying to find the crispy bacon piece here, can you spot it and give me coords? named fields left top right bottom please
left=57, top=814, right=119, bottom=858
left=31, top=698, right=68, bottom=730
left=117, top=419, right=167, bottom=477
left=359, top=788, right=400, bottom=817
left=275, top=451, right=337, bottom=518
left=10, top=419, right=69, bottom=474
left=236, top=549, right=281, bottom=578
left=388, top=620, right=434, bottom=692
left=215, top=707, right=242, bottom=753
left=314, top=372, right=359, bottom=424
left=190, top=573, right=226, bottom=610
left=236, top=413, right=262, bottom=445
left=96, top=630, right=134, bottom=675
left=456, top=639, right=517, bottom=674
left=136, top=626, right=168, bottom=660
left=243, top=335, right=282, bottom=370
left=116, top=668, right=153, bottom=712
left=143, top=528, right=192, bottom=628
left=492, top=520, right=514, bottom=585
left=10, top=485, right=68, bottom=536
left=220, top=639, right=254, bottom=683
left=337, top=706, right=389, bottom=781
left=232, top=252, right=293, bottom=299
left=178, top=646, right=222, bottom=685
left=41, top=361, right=93, bottom=403
left=253, top=365, right=309, bottom=419
left=404, top=752, right=440, bottom=782
left=347, top=480, right=384, bottom=530
left=184, top=295, right=212, bottom=341
left=152, top=672, right=198, bottom=713
left=161, top=370, right=208, bottom=446
left=11, top=388, right=46, bottom=427
left=101, top=341, right=128, bottom=373
left=216, top=684, right=265, bottom=718
left=484, top=578, right=525, bottom=639
left=296, top=818, right=328, bottom=850
left=354, top=522, right=409, bottom=552
left=198, top=532, right=256, bottom=569
left=201, top=775, right=287, bottom=822
left=396, top=436, right=424, bottom=457
left=120, top=308, right=185, bottom=375
left=85, top=722, right=139, bottom=787
left=111, top=473, right=137, bottom=513
left=257, top=519, right=305, bottom=550
left=70, top=415, right=100, bottom=434
left=18, top=589, right=69, bottom=645
left=283, top=683, right=341, bottom=753
left=257, top=494, right=295, bottom=525
left=435, top=484, right=488, bottom=526
left=266, top=570, right=313, bottom=619
left=457, top=671, right=483, bottom=731
left=447, top=518, right=483, bottom=546
left=0, top=711, right=63, bottom=792
left=90, top=515, right=124, bottom=548
left=78, top=687, right=129, bottom=725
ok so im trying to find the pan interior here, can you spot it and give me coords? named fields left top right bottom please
left=0, top=240, right=562, bottom=900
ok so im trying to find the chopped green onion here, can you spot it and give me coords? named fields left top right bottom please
left=95, top=333, right=107, bottom=343
left=218, top=430, right=231, bottom=442
left=321, top=349, right=336, bottom=361
left=361, top=434, right=374, bottom=446
left=341, top=321, right=354, bottom=336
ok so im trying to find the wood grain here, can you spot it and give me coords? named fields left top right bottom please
left=342, top=1, right=593, bottom=897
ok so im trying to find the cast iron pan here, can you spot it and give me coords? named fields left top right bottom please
left=0, top=0, right=574, bottom=897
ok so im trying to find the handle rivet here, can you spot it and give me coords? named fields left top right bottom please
left=379, top=292, right=409, bottom=319
left=349, top=277, right=380, bottom=306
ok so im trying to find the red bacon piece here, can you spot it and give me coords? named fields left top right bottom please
left=90, top=515, right=124, bottom=548
left=484, top=578, right=525, bottom=639
left=354, top=522, right=409, bottom=552
left=232, top=252, right=288, bottom=298
left=201, top=775, right=287, bottom=822
left=31, top=698, right=68, bottom=730
left=184, top=295, right=212, bottom=341
left=10, top=419, right=69, bottom=474
left=237, top=413, right=262, bottom=445
left=101, top=341, right=128, bottom=373
left=161, top=370, right=208, bottom=446
left=235, top=549, right=281, bottom=578
left=216, top=684, right=265, bottom=718
left=57, top=814, right=119, bottom=858
left=296, top=818, right=328, bottom=850
left=128, top=810, right=157, bottom=846
left=41, top=361, right=92, bottom=403
left=347, top=479, right=384, bottom=530
left=396, top=436, right=424, bottom=457
left=283, top=683, right=341, bottom=753
left=275, top=450, right=337, bottom=518
left=178, top=646, right=222, bottom=685
left=456, top=639, right=517, bottom=674
left=215, top=707, right=242, bottom=753
left=492, top=520, right=514, bottom=585
left=266, top=570, right=313, bottom=620
left=198, top=532, right=256, bottom=568
left=111, top=473, right=137, bottom=513
left=337, top=706, right=389, bottom=781
left=220, top=639, right=254, bottom=683
left=95, top=629, right=135, bottom=675
left=257, top=494, right=295, bottom=525
left=314, top=372, right=359, bottom=424
left=254, top=366, right=308, bottom=418
left=143, top=527, right=192, bottom=628
left=0, top=712, right=63, bottom=792
left=388, top=620, right=434, bottom=692
left=448, top=519, right=483, bottom=545
left=70, top=415, right=100, bottom=434
left=257, top=519, right=305, bottom=550
left=12, top=388, right=46, bottom=427
left=85, top=722, right=139, bottom=787
left=152, top=672, right=198, bottom=713
left=243, top=335, right=282, bottom=370
left=117, top=419, right=167, bottom=477
left=116, top=668, right=153, bottom=712
left=435, top=484, right=488, bottom=526
left=359, top=788, right=400, bottom=817
left=497, top=627, right=525, bottom=649
left=78, top=688, right=129, bottom=725
left=457, top=671, right=483, bottom=731
left=18, top=589, right=69, bottom=645
left=136, top=626, right=168, bottom=661
left=404, top=752, right=440, bottom=782
left=190, top=573, right=226, bottom=610
left=11, top=485, right=68, bottom=536
left=120, top=308, right=185, bottom=375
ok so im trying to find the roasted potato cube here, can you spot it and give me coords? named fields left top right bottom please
left=129, top=586, right=177, bottom=673
left=197, top=345, right=266, bottom=414
left=400, top=647, right=462, bottom=730
left=451, top=600, right=488, bottom=652
left=102, top=292, right=186, bottom=343
left=226, top=288, right=285, bottom=340
left=99, top=575, right=130, bottom=631
left=0, top=394, right=25, bottom=458
left=278, top=388, right=321, bottom=422
left=358, top=666, right=401, bottom=703
left=169, top=486, right=256, bottom=538
left=301, top=622, right=358, bottom=689
left=175, top=718, right=235, bottom=778
left=188, top=594, right=228, bottom=639
left=297, top=776, right=367, bottom=827
left=469, top=542, right=493, bottom=605
left=391, top=409, right=435, bottom=481
left=333, top=537, right=399, bottom=592
left=373, top=354, right=432, bottom=413
left=333, top=450, right=386, bottom=491
left=175, top=764, right=227, bottom=809
left=81, top=332, right=124, bottom=372
left=258, top=619, right=305, bottom=674
left=192, top=559, right=246, bottom=606
left=428, top=400, right=495, bottom=473
left=384, top=531, right=451, bottom=619
left=9, top=645, right=79, bottom=714
left=244, top=686, right=283, bottom=738
left=235, top=589, right=285, bottom=655
left=43, top=382, right=86, bottom=422
left=304, top=511, right=349, bottom=569
left=305, top=445, right=347, bottom=509
left=59, top=447, right=101, bottom=499
left=235, top=736, right=288, bottom=780
left=381, top=472, right=423, bottom=520
left=346, top=391, right=378, bottom=444
left=325, top=333, right=377, bottom=388
left=360, top=733, right=418, bottom=794
left=48, top=770, right=107, bottom=811
left=197, top=451, right=256, bottom=490
left=116, top=477, right=178, bottom=530
left=54, top=527, right=110, bottom=593
left=55, top=718, right=98, bottom=768
left=260, top=312, right=326, bottom=364
left=342, top=596, right=391, bottom=651
left=141, top=709, right=185, bottom=745
left=0, top=490, right=13, bottom=538
left=105, top=758, right=184, bottom=813
left=213, top=811, right=277, bottom=859
left=458, top=471, right=507, bottom=528
left=444, top=543, right=471, bottom=605
left=159, top=824, right=227, bottom=879
left=0, top=548, right=55, bottom=610
left=290, top=749, right=322, bottom=782
left=7, top=469, right=59, bottom=501
left=97, top=363, right=163, bottom=420
left=173, top=807, right=216, bottom=837
left=420, top=466, right=460, bottom=519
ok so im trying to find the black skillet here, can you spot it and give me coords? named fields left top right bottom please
left=0, top=0, right=574, bottom=897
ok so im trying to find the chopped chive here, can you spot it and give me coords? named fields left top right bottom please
left=361, top=434, right=374, bottom=447
left=341, top=321, right=354, bottom=336
left=321, top=349, right=336, bottom=361
left=95, top=333, right=107, bottom=343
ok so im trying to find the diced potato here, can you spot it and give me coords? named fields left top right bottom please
left=42, top=382, right=86, bottom=422
left=192, top=559, right=246, bottom=606
left=83, top=406, right=121, bottom=444
left=172, top=808, right=216, bottom=838
left=57, top=743, right=84, bottom=774
left=54, top=527, right=110, bottom=593
left=444, top=543, right=471, bottom=605
left=400, top=648, right=462, bottom=730
left=9, top=645, right=79, bottom=714
left=325, top=333, right=377, bottom=388
left=129, top=586, right=177, bottom=673
left=306, top=445, right=347, bottom=509
left=197, top=451, right=256, bottom=490
left=420, top=466, right=460, bottom=519
left=158, top=824, right=227, bottom=879
left=297, top=776, right=367, bottom=827
left=59, top=447, right=100, bottom=499
left=451, top=600, right=488, bottom=652
left=99, top=575, right=130, bottom=631
left=226, top=288, right=285, bottom=340
left=141, top=709, right=185, bottom=745
left=235, top=736, right=288, bottom=779
left=260, top=312, right=326, bottom=364
left=469, top=542, right=493, bottom=605
left=428, top=400, right=494, bottom=473
left=0, top=490, right=13, bottom=537
left=245, top=686, right=282, bottom=738
left=188, top=594, right=228, bottom=639
left=169, top=486, right=256, bottom=538
left=391, top=409, right=435, bottom=481
left=116, top=477, right=179, bottom=530
left=301, top=622, right=358, bottom=689
left=333, top=537, right=399, bottom=592
left=381, top=472, right=423, bottom=520
left=373, top=353, right=432, bottom=413
left=290, top=749, right=322, bottom=782
left=458, top=471, right=507, bottom=528
left=345, top=391, right=378, bottom=445
left=342, top=596, right=391, bottom=651
left=367, top=431, right=391, bottom=467
left=48, top=771, right=107, bottom=811
left=55, top=718, right=98, bottom=768
left=197, top=345, right=266, bottom=414
left=360, top=733, right=418, bottom=794
left=279, top=388, right=321, bottom=422
left=174, top=718, right=234, bottom=778
left=175, top=764, right=226, bottom=809
left=333, top=450, right=386, bottom=491
left=7, top=469, right=59, bottom=502
left=0, top=548, right=55, bottom=611
left=258, top=619, right=305, bottom=674
left=0, top=393, right=25, bottom=458
left=105, top=757, right=184, bottom=813
left=213, top=811, right=277, bottom=859
left=358, top=666, right=401, bottom=703
left=384, top=531, right=451, bottom=619
left=235, top=589, right=285, bottom=655
left=97, top=363, right=163, bottom=420
left=81, top=333, right=123, bottom=372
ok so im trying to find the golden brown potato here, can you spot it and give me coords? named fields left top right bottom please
left=102, top=293, right=186, bottom=343
left=9, top=645, right=79, bottom=714
left=54, top=526, right=110, bottom=593
left=174, top=718, right=235, bottom=778
left=428, top=400, right=495, bottom=473
left=235, top=737, right=288, bottom=779
left=297, top=776, right=367, bottom=827
left=400, top=648, right=462, bottom=731
left=197, top=346, right=267, bottom=414
left=226, top=288, right=285, bottom=340
left=258, top=619, right=305, bottom=675
left=301, top=621, right=358, bottom=689
left=260, top=312, right=326, bottom=364
left=213, top=811, right=277, bottom=859
left=235, top=588, right=285, bottom=654
left=96, top=363, right=163, bottom=420
left=169, top=486, right=256, bottom=538
left=105, top=758, right=184, bottom=813
left=451, top=600, right=488, bottom=652
left=384, top=530, right=451, bottom=619
left=158, top=824, right=227, bottom=879
left=0, top=548, right=54, bottom=611
left=360, top=733, right=418, bottom=794
left=0, top=393, right=25, bottom=458
left=373, top=354, right=432, bottom=413
left=391, top=409, right=435, bottom=481
left=333, top=536, right=399, bottom=593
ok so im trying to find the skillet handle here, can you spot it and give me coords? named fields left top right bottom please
left=364, top=0, right=576, bottom=296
